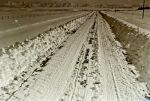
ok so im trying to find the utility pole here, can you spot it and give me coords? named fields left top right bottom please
left=142, top=0, right=146, bottom=19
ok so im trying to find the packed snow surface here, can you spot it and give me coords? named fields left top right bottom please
left=0, top=13, right=91, bottom=88
left=101, top=11, right=150, bottom=93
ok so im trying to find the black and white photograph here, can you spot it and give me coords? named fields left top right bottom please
left=0, top=0, right=150, bottom=101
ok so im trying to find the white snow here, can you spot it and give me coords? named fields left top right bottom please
left=97, top=14, right=148, bottom=101
left=0, top=11, right=148, bottom=101
left=0, top=13, right=91, bottom=88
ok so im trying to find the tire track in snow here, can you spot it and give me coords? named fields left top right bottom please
left=0, top=12, right=93, bottom=101
left=3, top=13, right=95, bottom=101
left=0, top=11, right=148, bottom=101
left=97, top=13, right=148, bottom=101
left=60, top=14, right=103, bottom=101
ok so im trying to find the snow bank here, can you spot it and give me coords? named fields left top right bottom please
left=101, top=12, right=150, bottom=91
left=0, top=13, right=91, bottom=87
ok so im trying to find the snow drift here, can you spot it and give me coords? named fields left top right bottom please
left=101, top=12, right=150, bottom=91
left=0, top=13, right=92, bottom=87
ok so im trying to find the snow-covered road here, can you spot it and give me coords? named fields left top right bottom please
left=97, top=14, right=148, bottom=101
left=0, top=12, right=148, bottom=101
left=11, top=13, right=94, bottom=101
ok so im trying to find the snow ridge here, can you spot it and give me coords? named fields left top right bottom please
left=0, top=13, right=92, bottom=88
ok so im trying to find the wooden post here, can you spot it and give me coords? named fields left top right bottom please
left=142, top=0, right=146, bottom=19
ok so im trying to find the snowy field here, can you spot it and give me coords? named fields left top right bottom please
left=0, top=10, right=88, bottom=48
left=0, top=10, right=81, bottom=31
left=104, top=10, right=150, bottom=31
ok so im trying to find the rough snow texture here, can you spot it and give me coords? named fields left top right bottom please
left=101, top=12, right=150, bottom=93
left=0, top=12, right=95, bottom=101
left=60, top=16, right=103, bottom=101
left=0, top=12, right=148, bottom=101
left=0, top=13, right=91, bottom=88
left=97, top=14, right=148, bottom=101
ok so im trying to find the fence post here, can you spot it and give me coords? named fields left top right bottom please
left=142, top=0, right=146, bottom=19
